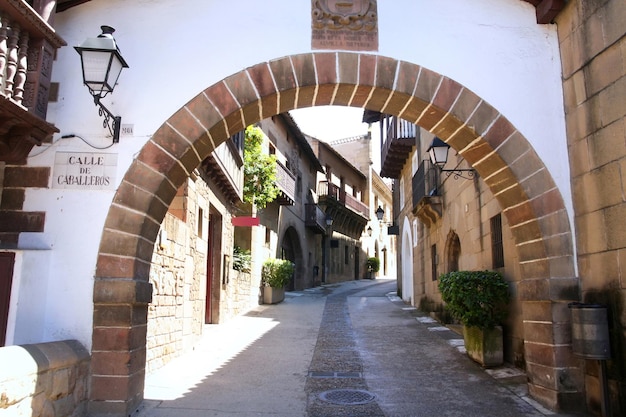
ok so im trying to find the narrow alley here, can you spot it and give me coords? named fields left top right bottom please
left=137, top=279, right=588, bottom=417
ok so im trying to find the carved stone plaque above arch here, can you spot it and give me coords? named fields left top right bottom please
left=311, top=0, right=378, bottom=51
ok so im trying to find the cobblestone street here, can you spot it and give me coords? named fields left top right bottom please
left=139, top=279, right=589, bottom=417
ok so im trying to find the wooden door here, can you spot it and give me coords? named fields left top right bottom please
left=205, top=216, right=214, bottom=324
left=0, top=252, right=15, bottom=346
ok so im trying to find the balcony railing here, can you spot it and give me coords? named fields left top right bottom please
left=0, top=2, right=66, bottom=163
left=201, top=136, right=244, bottom=203
left=318, top=181, right=368, bottom=218
left=305, top=203, right=326, bottom=233
left=380, top=117, right=416, bottom=179
left=275, top=160, right=296, bottom=205
left=412, top=160, right=441, bottom=226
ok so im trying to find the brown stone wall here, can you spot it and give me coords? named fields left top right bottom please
left=147, top=173, right=263, bottom=373
left=147, top=179, right=207, bottom=373
left=557, top=0, right=626, bottom=415
left=331, top=135, right=372, bottom=176
left=0, top=165, right=49, bottom=248
left=0, top=340, right=89, bottom=416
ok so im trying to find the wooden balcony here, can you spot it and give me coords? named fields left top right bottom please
left=318, top=181, right=368, bottom=218
left=412, top=160, right=441, bottom=227
left=380, top=117, right=416, bottom=179
left=200, top=137, right=244, bottom=203
left=305, top=203, right=327, bottom=234
left=318, top=181, right=368, bottom=239
left=275, top=160, right=296, bottom=205
left=0, top=1, right=66, bottom=164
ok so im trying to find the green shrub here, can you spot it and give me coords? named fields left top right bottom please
left=233, top=246, right=251, bottom=273
left=261, top=258, right=294, bottom=288
left=366, top=257, right=380, bottom=273
left=438, top=270, right=509, bottom=329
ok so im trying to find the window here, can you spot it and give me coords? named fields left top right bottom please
left=344, top=245, right=349, bottom=265
left=197, top=207, right=204, bottom=238
left=230, top=130, right=244, bottom=154
left=446, top=232, right=460, bottom=273
left=491, top=214, right=504, bottom=269
left=431, top=244, right=438, bottom=281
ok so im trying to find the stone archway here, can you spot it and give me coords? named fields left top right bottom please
left=90, top=52, right=576, bottom=415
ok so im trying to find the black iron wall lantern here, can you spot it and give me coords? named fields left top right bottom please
left=375, top=205, right=384, bottom=222
left=427, top=137, right=475, bottom=180
left=325, top=214, right=334, bottom=227
left=75, top=26, right=129, bottom=143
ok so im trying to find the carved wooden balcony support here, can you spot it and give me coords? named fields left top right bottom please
left=200, top=138, right=244, bottom=204
left=0, top=1, right=66, bottom=164
left=412, top=160, right=442, bottom=226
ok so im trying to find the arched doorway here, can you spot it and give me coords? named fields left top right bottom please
left=445, top=231, right=461, bottom=273
left=401, top=217, right=414, bottom=304
left=280, top=226, right=303, bottom=291
left=91, top=53, right=575, bottom=414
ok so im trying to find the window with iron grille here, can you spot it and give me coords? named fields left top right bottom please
left=491, top=214, right=504, bottom=269
left=431, top=244, right=438, bottom=281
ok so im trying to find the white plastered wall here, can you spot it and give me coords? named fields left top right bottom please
left=8, top=0, right=569, bottom=349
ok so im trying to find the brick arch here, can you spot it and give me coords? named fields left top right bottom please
left=90, top=52, right=576, bottom=414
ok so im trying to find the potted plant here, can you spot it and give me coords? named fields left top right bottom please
left=366, top=257, right=380, bottom=279
left=261, top=258, right=294, bottom=304
left=438, top=270, right=510, bottom=367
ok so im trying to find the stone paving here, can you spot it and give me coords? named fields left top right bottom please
left=138, top=279, right=591, bottom=417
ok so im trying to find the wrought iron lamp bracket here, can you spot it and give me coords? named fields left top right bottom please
left=440, top=168, right=476, bottom=181
left=93, top=94, right=121, bottom=143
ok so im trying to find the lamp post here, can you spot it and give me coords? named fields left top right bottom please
left=427, top=137, right=475, bottom=180
left=75, top=26, right=129, bottom=143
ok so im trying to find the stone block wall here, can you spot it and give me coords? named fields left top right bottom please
left=0, top=340, right=89, bottom=416
left=147, top=176, right=209, bottom=373
left=219, top=270, right=255, bottom=320
left=147, top=211, right=189, bottom=374
left=0, top=166, right=49, bottom=248
left=557, top=0, right=626, bottom=415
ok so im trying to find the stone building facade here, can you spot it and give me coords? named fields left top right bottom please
left=252, top=114, right=324, bottom=291
left=392, top=127, right=525, bottom=366
left=0, top=1, right=623, bottom=416
left=307, top=136, right=371, bottom=282
left=330, top=133, right=397, bottom=280
left=556, top=2, right=626, bottom=414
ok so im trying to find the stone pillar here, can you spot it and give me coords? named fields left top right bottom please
left=89, top=278, right=152, bottom=417
left=521, top=277, right=585, bottom=412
